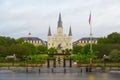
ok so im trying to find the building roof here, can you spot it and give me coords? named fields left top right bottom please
left=78, top=37, right=98, bottom=41
left=22, top=37, right=43, bottom=41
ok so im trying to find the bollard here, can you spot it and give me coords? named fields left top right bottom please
left=26, top=67, right=28, bottom=73
left=81, top=68, right=82, bottom=73
left=86, top=66, right=88, bottom=72
left=89, top=67, right=92, bottom=72
left=39, top=68, right=41, bottom=73
left=64, top=68, right=66, bottom=73
left=51, top=68, right=54, bottom=72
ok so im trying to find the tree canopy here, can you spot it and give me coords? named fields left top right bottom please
left=98, top=32, right=120, bottom=44
left=109, top=49, right=120, bottom=62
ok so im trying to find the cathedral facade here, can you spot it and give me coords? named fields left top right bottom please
left=47, top=13, right=72, bottom=50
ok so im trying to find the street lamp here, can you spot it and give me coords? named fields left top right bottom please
left=103, top=54, right=107, bottom=71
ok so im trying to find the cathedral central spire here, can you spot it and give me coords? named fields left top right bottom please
left=59, top=13, right=62, bottom=22
left=57, top=13, right=63, bottom=28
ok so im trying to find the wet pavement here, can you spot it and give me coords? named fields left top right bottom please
left=0, top=67, right=120, bottom=80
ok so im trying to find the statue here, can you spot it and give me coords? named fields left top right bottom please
left=58, top=44, right=62, bottom=49
left=57, top=44, right=62, bottom=53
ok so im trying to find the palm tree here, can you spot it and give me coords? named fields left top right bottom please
left=64, top=49, right=72, bottom=55
left=47, top=47, right=57, bottom=54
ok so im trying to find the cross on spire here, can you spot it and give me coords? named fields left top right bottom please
left=57, top=13, right=63, bottom=28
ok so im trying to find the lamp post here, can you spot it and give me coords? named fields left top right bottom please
left=58, top=57, right=60, bottom=67
left=103, top=54, right=107, bottom=71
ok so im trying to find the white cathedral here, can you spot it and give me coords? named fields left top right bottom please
left=47, top=13, right=72, bottom=50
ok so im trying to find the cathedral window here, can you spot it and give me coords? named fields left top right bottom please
left=66, top=43, right=68, bottom=46
left=52, top=43, right=54, bottom=46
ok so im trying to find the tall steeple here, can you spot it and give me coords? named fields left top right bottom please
left=57, top=13, right=63, bottom=28
left=69, top=26, right=72, bottom=36
left=48, top=26, right=52, bottom=36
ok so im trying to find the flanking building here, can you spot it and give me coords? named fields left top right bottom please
left=22, top=33, right=46, bottom=46
left=73, top=37, right=98, bottom=46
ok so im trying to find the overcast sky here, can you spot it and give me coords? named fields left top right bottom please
left=0, top=0, right=120, bottom=41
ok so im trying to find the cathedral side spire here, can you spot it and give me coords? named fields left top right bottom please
left=48, top=26, right=52, bottom=36
left=69, top=26, right=72, bottom=36
left=59, top=13, right=62, bottom=22
left=57, top=13, right=63, bottom=28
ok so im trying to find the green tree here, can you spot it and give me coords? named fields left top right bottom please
left=48, top=47, right=57, bottom=54
left=16, top=38, right=24, bottom=44
left=93, top=44, right=120, bottom=58
left=109, top=49, right=120, bottom=62
left=8, top=44, right=31, bottom=59
left=37, top=45, right=47, bottom=54
left=26, top=54, right=48, bottom=64
left=107, top=32, right=120, bottom=44
left=0, top=36, right=15, bottom=46
left=64, top=48, right=72, bottom=55
left=82, top=44, right=91, bottom=54
left=73, top=45, right=82, bottom=54
left=0, top=45, right=7, bottom=57
left=22, top=42, right=37, bottom=55
left=98, top=32, right=120, bottom=44
left=71, top=54, right=92, bottom=64
left=97, top=37, right=109, bottom=44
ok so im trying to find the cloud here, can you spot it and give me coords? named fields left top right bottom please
left=0, top=0, right=120, bottom=41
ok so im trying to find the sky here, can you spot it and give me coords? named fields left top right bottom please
left=0, top=0, right=120, bottom=41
